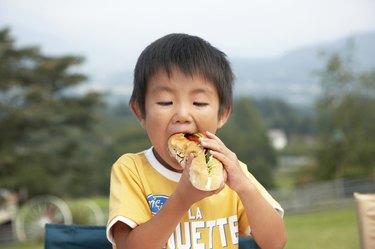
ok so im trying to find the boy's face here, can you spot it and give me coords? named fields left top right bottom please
left=132, top=69, right=230, bottom=172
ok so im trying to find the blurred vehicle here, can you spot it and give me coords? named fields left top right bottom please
left=0, top=189, right=104, bottom=243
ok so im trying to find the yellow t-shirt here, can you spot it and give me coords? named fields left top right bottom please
left=106, top=148, right=283, bottom=249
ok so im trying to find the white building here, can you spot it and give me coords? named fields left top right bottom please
left=268, top=129, right=288, bottom=150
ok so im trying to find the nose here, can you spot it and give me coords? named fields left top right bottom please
left=172, top=103, right=192, bottom=124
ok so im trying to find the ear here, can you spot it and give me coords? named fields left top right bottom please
left=217, top=106, right=232, bottom=129
left=130, top=101, right=145, bottom=127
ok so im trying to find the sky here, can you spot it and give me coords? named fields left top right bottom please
left=1, top=0, right=375, bottom=93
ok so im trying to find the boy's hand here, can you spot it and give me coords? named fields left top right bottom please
left=173, top=154, right=225, bottom=208
left=199, top=131, right=249, bottom=193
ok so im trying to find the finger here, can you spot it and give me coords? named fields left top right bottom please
left=205, top=131, right=226, bottom=146
left=222, top=168, right=228, bottom=183
left=209, top=150, right=230, bottom=165
left=187, top=153, right=194, bottom=165
left=184, top=153, right=194, bottom=172
left=199, top=138, right=224, bottom=153
left=205, top=131, right=219, bottom=140
left=201, top=132, right=232, bottom=156
left=180, top=154, right=194, bottom=187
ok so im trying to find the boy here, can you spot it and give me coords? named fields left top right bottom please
left=106, top=33, right=287, bottom=249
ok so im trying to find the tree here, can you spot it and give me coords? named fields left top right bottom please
left=0, top=28, right=103, bottom=197
left=219, top=97, right=277, bottom=188
left=315, top=48, right=375, bottom=180
left=254, top=98, right=315, bottom=135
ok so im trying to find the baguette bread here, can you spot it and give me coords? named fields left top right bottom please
left=168, top=133, right=224, bottom=191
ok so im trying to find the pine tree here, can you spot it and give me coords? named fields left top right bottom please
left=0, top=28, right=103, bottom=196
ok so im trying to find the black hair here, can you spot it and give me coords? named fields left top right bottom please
left=130, top=33, right=234, bottom=117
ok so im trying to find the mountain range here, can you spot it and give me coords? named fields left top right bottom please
left=102, top=32, right=375, bottom=107
left=231, top=31, right=375, bottom=106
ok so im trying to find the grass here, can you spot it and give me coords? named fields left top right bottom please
left=273, top=169, right=300, bottom=188
left=2, top=206, right=359, bottom=249
left=284, top=207, right=359, bottom=249
left=1, top=243, right=42, bottom=249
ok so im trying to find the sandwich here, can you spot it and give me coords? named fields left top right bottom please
left=167, top=133, right=224, bottom=191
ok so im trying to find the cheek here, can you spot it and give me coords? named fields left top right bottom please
left=144, top=110, right=168, bottom=129
left=144, top=115, right=167, bottom=145
left=196, top=114, right=220, bottom=133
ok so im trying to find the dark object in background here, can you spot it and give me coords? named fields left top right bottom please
left=44, top=223, right=261, bottom=249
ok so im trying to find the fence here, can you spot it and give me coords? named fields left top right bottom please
left=270, top=177, right=375, bottom=214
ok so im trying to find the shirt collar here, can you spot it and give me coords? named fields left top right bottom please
left=145, top=147, right=182, bottom=182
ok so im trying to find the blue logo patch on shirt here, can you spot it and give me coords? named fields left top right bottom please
left=147, top=194, right=169, bottom=215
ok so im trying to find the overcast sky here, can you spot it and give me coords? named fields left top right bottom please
left=1, top=0, right=375, bottom=89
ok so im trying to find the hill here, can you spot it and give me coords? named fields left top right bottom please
left=100, top=31, right=375, bottom=106
left=232, top=31, right=375, bottom=105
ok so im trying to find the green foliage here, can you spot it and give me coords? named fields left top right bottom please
left=0, top=28, right=103, bottom=197
left=0, top=27, right=289, bottom=196
left=315, top=48, right=375, bottom=180
left=254, top=98, right=315, bottom=136
left=90, top=104, right=150, bottom=195
left=219, top=97, right=277, bottom=188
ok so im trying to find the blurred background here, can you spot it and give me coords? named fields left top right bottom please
left=0, top=0, right=374, bottom=248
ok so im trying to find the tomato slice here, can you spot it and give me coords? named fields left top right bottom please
left=184, top=133, right=202, bottom=143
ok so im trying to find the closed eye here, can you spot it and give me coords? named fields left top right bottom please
left=157, top=101, right=173, bottom=106
left=193, top=102, right=208, bottom=107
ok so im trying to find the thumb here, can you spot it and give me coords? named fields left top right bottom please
left=185, top=153, right=194, bottom=171
left=180, top=154, right=194, bottom=185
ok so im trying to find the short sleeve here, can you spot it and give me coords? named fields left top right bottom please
left=106, top=155, right=152, bottom=243
left=236, top=162, right=284, bottom=237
